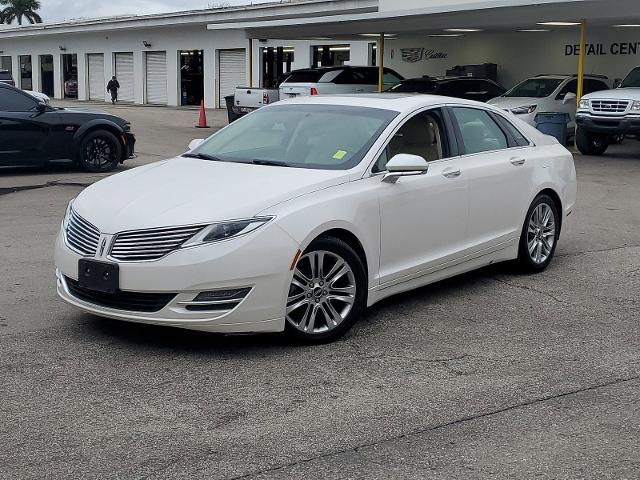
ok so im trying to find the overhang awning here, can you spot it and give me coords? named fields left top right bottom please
left=207, top=0, right=640, bottom=39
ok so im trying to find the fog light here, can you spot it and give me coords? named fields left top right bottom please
left=194, top=288, right=251, bottom=302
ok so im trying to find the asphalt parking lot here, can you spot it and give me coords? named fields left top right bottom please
left=1, top=101, right=639, bottom=479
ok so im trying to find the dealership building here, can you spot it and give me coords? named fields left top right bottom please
left=1, top=0, right=640, bottom=108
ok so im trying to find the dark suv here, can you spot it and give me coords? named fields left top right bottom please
left=386, top=76, right=506, bottom=102
left=0, top=83, right=135, bottom=172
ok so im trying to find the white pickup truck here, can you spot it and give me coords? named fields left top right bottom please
left=576, top=66, right=640, bottom=155
left=232, top=66, right=404, bottom=120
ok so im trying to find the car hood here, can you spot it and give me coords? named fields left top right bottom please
left=582, top=87, right=640, bottom=100
left=74, top=157, right=352, bottom=233
left=487, top=96, right=542, bottom=110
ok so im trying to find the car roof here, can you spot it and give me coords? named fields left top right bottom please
left=272, top=93, right=502, bottom=114
left=532, top=74, right=608, bottom=80
left=289, top=65, right=380, bottom=73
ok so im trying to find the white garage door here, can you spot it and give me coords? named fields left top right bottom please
left=87, top=54, right=104, bottom=101
left=114, top=52, right=134, bottom=103
left=145, top=51, right=167, bottom=105
left=218, top=49, right=246, bottom=107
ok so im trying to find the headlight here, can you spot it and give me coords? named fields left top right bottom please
left=632, top=101, right=640, bottom=111
left=182, top=217, right=273, bottom=247
left=62, top=199, right=74, bottom=230
left=579, top=99, right=590, bottom=110
left=511, top=105, right=537, bottom=115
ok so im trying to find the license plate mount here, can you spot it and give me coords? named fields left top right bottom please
left=78, top=259, right=119, bottom=294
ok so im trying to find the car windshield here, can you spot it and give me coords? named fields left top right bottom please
left=190, top=104, right=397, bottom=170
left=503, top=78, right=563, bottom=98
left=620, top=67, right=640, bottom=88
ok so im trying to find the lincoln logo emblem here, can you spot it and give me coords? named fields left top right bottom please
left=99, top=237, right=107, bottom=257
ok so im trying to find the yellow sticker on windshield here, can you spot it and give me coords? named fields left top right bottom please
left=333, top=150, right=347, bottom=160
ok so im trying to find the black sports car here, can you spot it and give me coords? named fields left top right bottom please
left=0, top=83, right=135, bottom=172
left=386, top=76, right=506, bottom=103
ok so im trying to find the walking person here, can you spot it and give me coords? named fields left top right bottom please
left=106, top=76, right=120, bottom=104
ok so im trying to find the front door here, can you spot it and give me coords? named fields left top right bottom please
left=376, top=108, right=469, bottom=285
left=0, top=87, right=49, bottom=165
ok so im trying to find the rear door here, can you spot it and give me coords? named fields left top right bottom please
left=0, top=87, right=54, bottom=165
left=448, top=105, right=533, bottom=252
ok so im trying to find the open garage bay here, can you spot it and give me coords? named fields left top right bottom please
left=0, top=103, right=639, bottom=479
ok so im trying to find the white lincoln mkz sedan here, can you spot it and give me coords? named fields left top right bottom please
left=55, top=94, right=577, bottom=343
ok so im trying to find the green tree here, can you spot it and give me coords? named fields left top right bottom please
left=1, top=0, right=42, bottom=25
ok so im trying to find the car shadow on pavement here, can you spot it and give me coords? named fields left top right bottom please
left=78, top=261, right=519, bottom=353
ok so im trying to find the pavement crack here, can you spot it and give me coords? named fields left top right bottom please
left=557, top=244, right=640, bottom=257
left=223, top=375, right=640, bottom=480
left=490, top=276, right=567, bottom=304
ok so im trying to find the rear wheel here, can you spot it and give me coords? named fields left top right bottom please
left=516, top=194, right=560, bottom=273
left=78, top=130, right=122, bottom=172
left=285, top=236, right=367, bottom=344
left=576, top=127, right=609, bottom=156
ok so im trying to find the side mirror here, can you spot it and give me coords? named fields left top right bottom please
left=562, top=92, right=577, bottom=105
left=188, top=138, right=204, bottom=151
left=382, top=154, right=429, bottom=183
left=36, top=102, right=48, bottom=113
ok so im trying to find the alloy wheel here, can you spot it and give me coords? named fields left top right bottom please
left=526, top=202, right=556, bottom=264
left=286, top=250, right=357, bottom=334
left=85, top=137, right=116, bottom=167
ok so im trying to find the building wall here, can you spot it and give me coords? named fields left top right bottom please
left=382, top=27, right=640, bottom=88
left=0, top=26, right=247, bottom=108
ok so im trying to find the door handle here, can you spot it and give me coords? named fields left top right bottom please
left=510, top=158, right=526, bottom=166
left=442, top=168, right=461, bottom=178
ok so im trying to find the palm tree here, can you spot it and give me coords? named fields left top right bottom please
left=1, top=0, right=42, bottom=25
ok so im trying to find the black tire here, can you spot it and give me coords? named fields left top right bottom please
left=516, top=194, right=561, bottom=273
left=576, top=127, right=609, bottom=156
left=78, top=129, right=122, bottom=173
left=284, top=236, right=367, bottom=344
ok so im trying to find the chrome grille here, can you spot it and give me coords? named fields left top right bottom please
left=110, top=225, right=205, bottom=261
left=65, top=209, right=100, bottom=256
left=591, top=100, right=629, bottom=113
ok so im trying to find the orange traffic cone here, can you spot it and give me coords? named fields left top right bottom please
left=196, top=100, right=209, bottom=128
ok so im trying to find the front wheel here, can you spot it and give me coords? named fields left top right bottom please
left=78, top=130, right=122, bottom=173
left=285, top=236, right=367, bottom=344
left=576, top=127, right=610, bottom=156
left=516, top=194, right=560, bottom=273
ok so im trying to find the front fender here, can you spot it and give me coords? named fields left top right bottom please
left=72, top=119, right=125, bottom=145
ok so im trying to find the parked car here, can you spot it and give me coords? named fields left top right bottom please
left=232, top=66, right=405, bottom=119
left=0, top=69, right=15, bottom=86
left=488, top=74, right=610, bottom=131
left=55, top=94, right=576, bottom=343
left=386, top=76, right=506, bottom=102
left=575, top=66, right=640, bottom=155
left=279, top=65, right=404, bottom=98
left=25, top=90, right=50, bottom=104
left=0, top=83, right=135, bottom=171
left=65, top=79, right=78, bottom=98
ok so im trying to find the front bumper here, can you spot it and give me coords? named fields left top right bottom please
left=576, top=113, right=640, bottom=134
left=54, top=223, right=299, bottom=333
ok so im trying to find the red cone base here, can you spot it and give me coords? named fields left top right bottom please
left=196, top=100, right=209, bottom=128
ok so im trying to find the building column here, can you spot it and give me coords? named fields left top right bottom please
left=103, top=51, right=114, bottom=103
left=53, top=53, right=63, bottom=99
left=204, top=48, right=216, bottom=109
left=134, top=50, right=145, bottom=104
left=166, top=50, right=179, bottom=107
left=77, top=53, right=88, bottom=101
left=32, top=55, right=41, bottom=93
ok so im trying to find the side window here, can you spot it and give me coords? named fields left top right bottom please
left=584, top=79, right=608, bottom=95
left=372, top=109, right=448, bottom=173
left=495, top=115, right=531, bottom=147
left=382, top=68, right=403, bottom=85
left=0, top=88, right=38, bottom=111
left=556, top=79, right=577, bottom=99
left=332, top=69, right=355, bottom=85
left=452, top=107, right=509, bottom=154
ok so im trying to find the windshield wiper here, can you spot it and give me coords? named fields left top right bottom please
left=251, top=159, right=291, bottom=167
left=182, top=152, right=223, bottom=161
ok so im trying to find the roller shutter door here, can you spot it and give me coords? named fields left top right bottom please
left=218, top=49, right=246, bottom=107
left=114, top=52, right=134, bottom=103
left=87, top=54, right=104, bottom=101
left=145, top=52, right=167, bottom=105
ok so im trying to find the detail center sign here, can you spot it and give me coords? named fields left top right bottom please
left=396, top=47, right=448, bottom=63
left=565, top=42, right=640, bottom=56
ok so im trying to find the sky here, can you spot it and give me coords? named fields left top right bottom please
left=38, top=0, right=273, bottom=22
